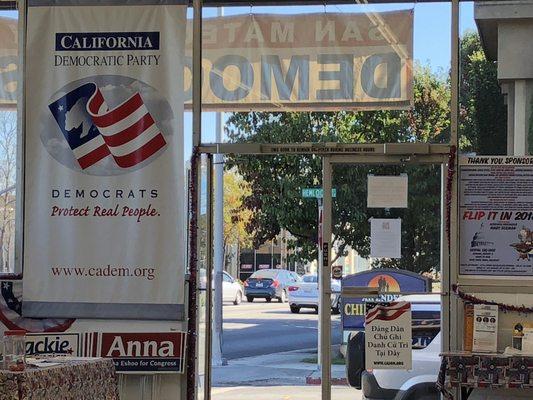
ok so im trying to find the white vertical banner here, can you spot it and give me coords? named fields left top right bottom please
left=23, top=1, right=187, bottom=319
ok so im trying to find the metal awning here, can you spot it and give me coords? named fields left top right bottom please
left=0, top=0, right=485, bottom=10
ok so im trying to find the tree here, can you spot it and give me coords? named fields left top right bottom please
left=223, top=169, right=252, bottom=269
left=224, top=32, right=507, bottom=274
left=226, top=66, right=448, bottom=274
left=459, top=31, right=507, bottom=155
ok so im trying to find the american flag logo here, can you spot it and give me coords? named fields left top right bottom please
left=0, top=281, right=74, bottom=333
left=365, top=301, right=410, bottom=325
left=49, top=83, right=167, bottom=170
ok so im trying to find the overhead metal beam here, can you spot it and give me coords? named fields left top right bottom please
left=202, top=0, right=488, bottom=6
left=199, top=142, right=451, bottom=156
left=3, top=0, right=520, bottom=9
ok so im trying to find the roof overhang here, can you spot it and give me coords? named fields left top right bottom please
left=475, top=0, right=533, bottom=62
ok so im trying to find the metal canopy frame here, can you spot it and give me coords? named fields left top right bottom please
left=191, top=1, right=461, bottom=399
left=320, top=152, right=450, bottom=400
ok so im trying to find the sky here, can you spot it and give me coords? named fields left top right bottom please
left=0, top=2, right=478, bottom=159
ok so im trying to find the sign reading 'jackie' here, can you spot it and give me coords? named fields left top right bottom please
left=22, top=2, right=186, bottom=320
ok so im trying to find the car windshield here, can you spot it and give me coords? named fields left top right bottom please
left=302, top=275, right=318, bottom=283
left=251, top=270, right=278, bottom=279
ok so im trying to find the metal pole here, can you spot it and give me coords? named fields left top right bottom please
left=440, top=164, right=450, bottom=354
left=188, top=0, right=203, bottom=398
left=192, top=0, right=202, bottom=148
left=449, top=0, right=460, bottom=355
left=317, top=197, right=323, bottom=370
left=321, top=158, right=332, bottom=400
left=450, top=0, right=459, bottom=147
left=204, top=155, right=214, bottom=400
left=187, top=152, right=200, bottom=400
left=271, top=239, right=274, bottom=268
left=212, top=5, right=225, bottom=365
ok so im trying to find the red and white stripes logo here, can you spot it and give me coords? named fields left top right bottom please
left=365, top=302, right=410, bottom=325
left=87, top=86, right=167, bottom=168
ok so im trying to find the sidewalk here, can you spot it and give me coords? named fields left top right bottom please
left=212, top=386, right=361, bottom=400
left=213, top=348, right=348, bottom=387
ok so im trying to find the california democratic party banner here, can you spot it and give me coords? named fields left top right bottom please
left=460, top=156, right=533, bottom=276
left=0, top=16, right=17, bottom=106
left=185, top=10, right=413, bottom=111
left=23, top=1, right=186, bottom=319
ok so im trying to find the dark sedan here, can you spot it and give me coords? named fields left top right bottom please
left=244, top=269, right=300, bottom=303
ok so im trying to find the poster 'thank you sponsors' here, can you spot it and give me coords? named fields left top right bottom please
left=459, top=156, right=533, bottom=277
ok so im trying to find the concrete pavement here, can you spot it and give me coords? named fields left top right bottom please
left=211, top=300, right=363, bottom=398
left=212, top=386, right=361, bottom=400
left=213, top=347, right=349, bottom=387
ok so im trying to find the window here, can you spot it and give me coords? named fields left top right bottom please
left=251, top=269, right=278, bottom=279
left=302, top=275, right=318, bottom=283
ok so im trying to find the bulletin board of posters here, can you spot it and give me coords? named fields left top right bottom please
left=459, top=156, right=533, bottom=277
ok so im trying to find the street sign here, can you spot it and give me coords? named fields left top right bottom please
left=332, top=265, right=343, bottom=280
left=301, top=188, right=337, bottom=198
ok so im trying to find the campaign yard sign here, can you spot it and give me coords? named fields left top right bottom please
left=365, top=301, right=412, bottom=370
left=23, top=1, right=186, bottom=319
left=25, top=333, right=81, bottom=357
left=86, top=332, right=186, bottom=373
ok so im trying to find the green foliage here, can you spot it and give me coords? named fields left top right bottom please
left=225, top=68, right=447, bottom=273
left=225, top=32, right=506, bottom=273
left=459, top=31, right=507, bottom=155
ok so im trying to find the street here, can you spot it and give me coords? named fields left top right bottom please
left=222, top=301, right=343, bottom=360
left=213, top=301, right=358, bottom=398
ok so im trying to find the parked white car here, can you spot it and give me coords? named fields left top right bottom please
left=199, top=269, right=244, bottom=305
left=222, top=271, right=244, bottom=305
left=287, top=274, right=341, bottom=314
left=346, top=294, right=441, bottom=400
left=362, top=332, right=441, bottom=400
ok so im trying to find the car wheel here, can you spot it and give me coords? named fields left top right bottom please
left=246, top=296, right=254, bottom=303
left=346, top=331, right=365, bottom=389
left=233, top=291, right=242, bottom=305
left=290, top=305, right=300, bottom=314
left=266, top=297, right=272, bottom=303
left=278, top=290, right=287, bottom=303
left=401, top=383, right=439, bottom=400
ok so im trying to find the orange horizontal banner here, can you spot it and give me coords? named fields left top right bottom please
left=184, top=10, right=414, bottom=111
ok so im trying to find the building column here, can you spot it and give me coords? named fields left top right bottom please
left=501, top=82, right=515, bottom=155
left=513, top=80, right=531, bottom=156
